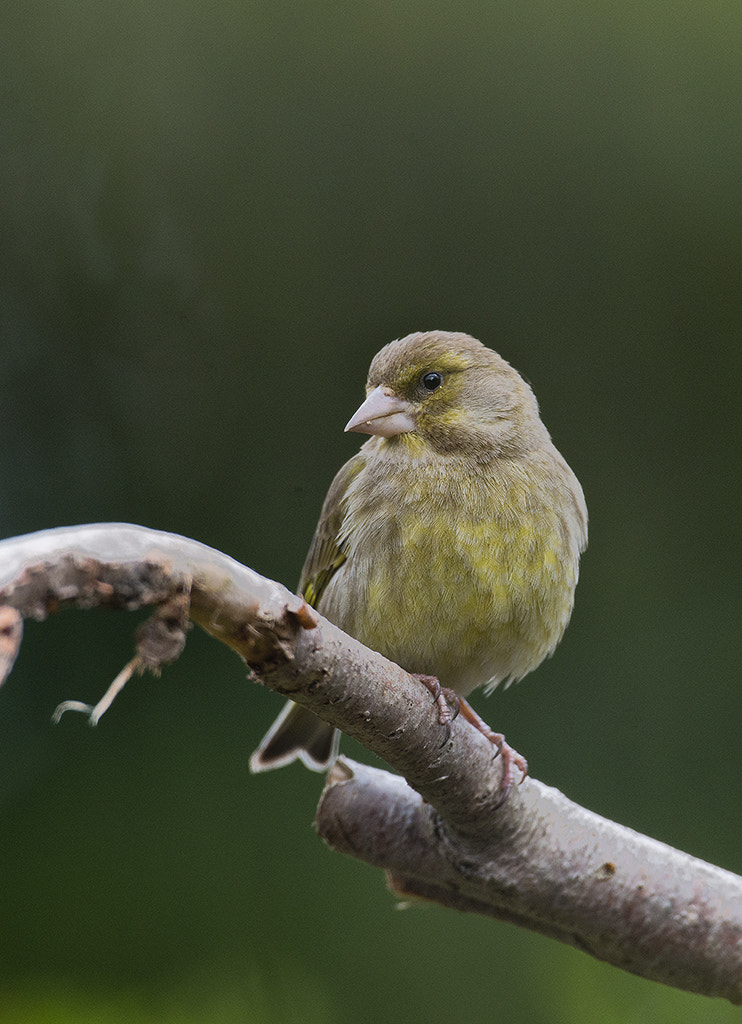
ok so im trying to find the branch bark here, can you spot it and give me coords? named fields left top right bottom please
left=0, top=523, right=740, bottom=1004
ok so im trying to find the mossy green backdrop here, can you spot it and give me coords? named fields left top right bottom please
left=1, top=2, right=741, bottom=1021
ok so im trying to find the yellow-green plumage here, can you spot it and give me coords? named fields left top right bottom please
left=250, top=331, right=587, bottom=773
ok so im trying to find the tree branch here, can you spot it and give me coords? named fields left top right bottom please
left=1, top=523, right=740, bottom=1004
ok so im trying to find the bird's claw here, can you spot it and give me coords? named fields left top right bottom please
left=413, top=674, right=459, bottom=747
left=490, top=741, right=529, bottom=809
left=411, top=675, right=527, bottom=805
left=454, top=696, right=528, bottom=808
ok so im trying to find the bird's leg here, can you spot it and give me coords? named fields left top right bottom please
left=412, top=674, right=460, bottom=745
left=412, top=675, right=527, bottom=805
left=457, top=697, right=528, bottom=806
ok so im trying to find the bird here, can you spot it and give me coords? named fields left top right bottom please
left=249, top=330, right=587, bottom=798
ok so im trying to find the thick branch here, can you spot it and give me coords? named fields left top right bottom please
left=0, top=523, right=741, bottom=1003
left=316, top=759, right=742, bottom=1002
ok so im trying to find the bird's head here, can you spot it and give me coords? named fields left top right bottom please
left=346, top=331, right=548, bottom=460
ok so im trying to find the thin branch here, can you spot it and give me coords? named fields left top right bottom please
left=0, top=523, right=740, bottom=1004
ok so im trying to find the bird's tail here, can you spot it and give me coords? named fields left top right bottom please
left=249, top=700, right=338, bottom=773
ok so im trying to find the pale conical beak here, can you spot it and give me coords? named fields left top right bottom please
left=344, top=385, right=416, bottom=437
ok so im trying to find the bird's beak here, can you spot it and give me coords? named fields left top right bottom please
left=345, top=385, right=416, bottom=437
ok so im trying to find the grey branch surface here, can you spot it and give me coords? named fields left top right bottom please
left=0, top=523, right=741, bottom=1004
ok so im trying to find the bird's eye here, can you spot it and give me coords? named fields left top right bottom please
left=421, top=371, right=443, bottom=392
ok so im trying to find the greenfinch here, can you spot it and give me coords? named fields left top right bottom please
left=250, top=331, right=587, bottom=794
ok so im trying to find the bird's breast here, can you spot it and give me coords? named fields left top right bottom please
left=318, top=455, right=581, bottom=695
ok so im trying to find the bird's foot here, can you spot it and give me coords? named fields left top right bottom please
left=412, top=675, right=526, bottom=807
left=457, top=697, right=528, bottom=807
left=412, top=673, right=460, bottom=745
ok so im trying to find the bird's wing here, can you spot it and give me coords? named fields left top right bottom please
left=298, top=452, right=366, bottom=608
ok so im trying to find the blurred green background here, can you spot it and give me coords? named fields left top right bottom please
left=1, top=1, right=741, bottom=1021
